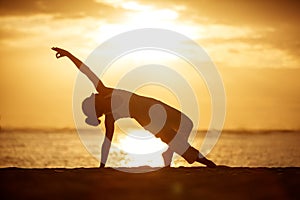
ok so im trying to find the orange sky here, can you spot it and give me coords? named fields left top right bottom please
left=0, top=0, right=300, bottom=130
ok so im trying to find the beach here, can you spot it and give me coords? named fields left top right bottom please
left=1, top=167, right=299, bottom=200
left=1, top=130, right=299, bottom=199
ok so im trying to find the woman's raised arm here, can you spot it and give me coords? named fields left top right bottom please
left=51, top=47, right=106, bottom=92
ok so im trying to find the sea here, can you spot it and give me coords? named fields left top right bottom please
left=0, top=129, right=299, bottom=168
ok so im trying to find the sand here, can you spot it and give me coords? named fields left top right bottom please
left=0, top=167, right=299, bottom=200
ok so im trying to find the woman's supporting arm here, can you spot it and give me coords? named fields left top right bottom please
left=100, top=114, right=115, bottom=168
left=51, top=47, right=106, bottom=92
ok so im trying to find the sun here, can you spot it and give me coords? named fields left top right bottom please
left=93, top=3, right=201, bottom=44
left=118, top=130, right=167, bottom=154
left=118, top=130, right=168, bottom=167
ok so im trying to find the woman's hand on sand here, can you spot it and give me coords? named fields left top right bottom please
left=100, top=163, right=105, bottom=168
left=51, top=47, right=69, bottom=59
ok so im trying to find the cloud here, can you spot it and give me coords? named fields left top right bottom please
left=0, top=27, right=32, bottom=40
left=1, top=0, right=299, bottom=67
left=0, top=0, right=124, bottom=19
left=129, top=0, right=300, bottom=61
left=0, top=0, right=128, bottom=49
left=197, top=26, right=300, bottom=61
left=135, top=0, right=300, bottom=25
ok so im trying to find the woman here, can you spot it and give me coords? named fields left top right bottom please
left=52, top=47, right=216, bottom=168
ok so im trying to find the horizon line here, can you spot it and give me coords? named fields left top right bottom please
left=1, top=126, right=299, bottom=133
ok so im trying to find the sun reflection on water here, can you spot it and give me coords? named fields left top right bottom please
left=117, top=130, right=168, bottom=167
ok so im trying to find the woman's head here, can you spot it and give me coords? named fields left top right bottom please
left=82, top=93, right=101, bottom=126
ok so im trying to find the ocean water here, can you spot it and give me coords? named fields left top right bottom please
left=0, top=129, right=299, bottom=168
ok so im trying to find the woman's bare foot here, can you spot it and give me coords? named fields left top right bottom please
left=197, top=157, right=217, bottom=168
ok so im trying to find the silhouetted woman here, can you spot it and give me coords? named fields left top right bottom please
left=52, top=47, right=216, bottom=168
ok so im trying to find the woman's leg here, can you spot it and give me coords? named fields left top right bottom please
left=159, top=115, right=194, bottom=166
left=166, top=114, right=217, bottom=167
left=162, top=147, right=174, bottom=167
left=161, top=132, right=217, bottom=167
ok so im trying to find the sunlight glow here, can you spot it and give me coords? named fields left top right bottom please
left=135, top=9, right=178, bottom=21
left=119, top=130, right=168, bottom=154
left=117, top=130, right=168, bottom=167
left=92, top=1, right=200, bottom=44
left=121, top=1, right=153, bottom=11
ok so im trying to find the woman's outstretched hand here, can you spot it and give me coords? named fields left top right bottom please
left=51, top=47, right=69, bottom=59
